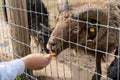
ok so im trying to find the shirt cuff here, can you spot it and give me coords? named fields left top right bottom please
left=9, top=59, right=25, bottom=75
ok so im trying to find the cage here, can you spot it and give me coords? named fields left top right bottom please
left=0, top=0, right=120, bottom=80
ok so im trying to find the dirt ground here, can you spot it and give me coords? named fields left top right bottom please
left=32, top=49, right=114, bottom=80
left=0, top=0, right=115, bottom=80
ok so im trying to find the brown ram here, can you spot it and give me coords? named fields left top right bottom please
left=47, top=0, right=120, bottom=80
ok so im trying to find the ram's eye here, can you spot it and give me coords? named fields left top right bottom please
left=71, top=26, right=80, bottom=34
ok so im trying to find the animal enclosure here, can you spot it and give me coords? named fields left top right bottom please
left=0, top=0, right=120, bottom=80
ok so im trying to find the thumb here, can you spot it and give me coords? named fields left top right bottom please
left=45, top=54, right=52, bottom=61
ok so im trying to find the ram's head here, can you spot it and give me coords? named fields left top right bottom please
left=47, top=0, right=119, bottom=56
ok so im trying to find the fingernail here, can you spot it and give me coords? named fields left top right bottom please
left=44, top=54, right=51, bottom=58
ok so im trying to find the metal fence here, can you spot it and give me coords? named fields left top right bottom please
left=0, top=0, right=120, bottom=80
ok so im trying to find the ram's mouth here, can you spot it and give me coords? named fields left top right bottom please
left=50, top=47, right=62, bottom=56
left=49, top=46, right=61, bottom=56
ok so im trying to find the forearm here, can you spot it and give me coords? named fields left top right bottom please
left=0, top=59, right=25, bottom=80
left=21, top=54, right=51, bottom=70
left=0, top=53, right=51, bottom=80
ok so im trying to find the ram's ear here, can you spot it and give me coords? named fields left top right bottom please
left=57, top=0, right=70, bottom=13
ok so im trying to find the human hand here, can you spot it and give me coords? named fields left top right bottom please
left=21, top=53, right=52, bottom=70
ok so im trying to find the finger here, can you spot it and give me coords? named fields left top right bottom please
left=45, top=54, right=52, bottom=62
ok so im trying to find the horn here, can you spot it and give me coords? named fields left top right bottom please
left=71, top=3, right=108, bottom=43
left=72, top=4, right=108, bottom=25
left=57, top=0, right=70, bottom=13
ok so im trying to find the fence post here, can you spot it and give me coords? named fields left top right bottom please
left=5, top=0, right=32, bottom=78
left=5, top=0, right=31, bottom=58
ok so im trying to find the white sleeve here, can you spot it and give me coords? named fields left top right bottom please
left=0, top=59, right=25, bottom=80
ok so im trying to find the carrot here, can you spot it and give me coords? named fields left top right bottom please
left=43, top=52, right=56, bottom=57
left=50, top=52, right=56, bottom=57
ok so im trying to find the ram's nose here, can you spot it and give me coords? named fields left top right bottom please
left=47, top=38, right=57, bottom=52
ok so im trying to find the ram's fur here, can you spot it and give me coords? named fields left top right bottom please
left=47, top=0, right=120, bottom=79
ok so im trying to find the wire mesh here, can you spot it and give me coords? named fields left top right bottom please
left=0, top=0, right=120, bottom=80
